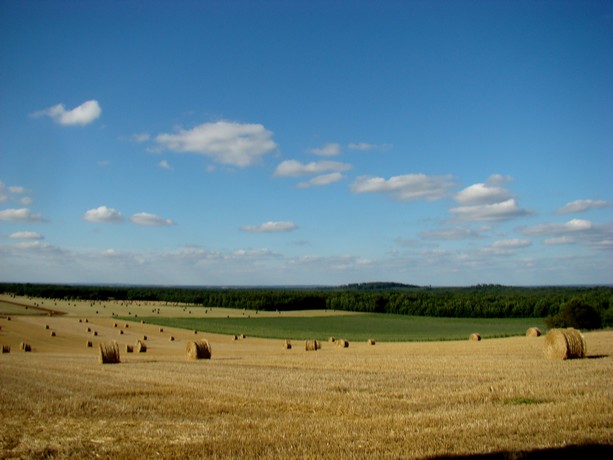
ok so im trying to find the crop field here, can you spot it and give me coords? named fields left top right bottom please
left=139, top=314, right=548, bottom=342
left=1, top=294, right=612, bottom=459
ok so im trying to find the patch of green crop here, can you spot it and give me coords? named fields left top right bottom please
left=129, top=314, right=547, bottom=342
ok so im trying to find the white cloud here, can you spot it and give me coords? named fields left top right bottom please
left=83, top=206, right=123, bottom=223
left=454, top=181, right=513, bottom=206
left=19, top=197, right=33, bottom=205
left=450, top=198, right=531, bottom=222
left=0, top=208, right=43, bottom=222
left=309, top=143, right=341, bottom=156
left=156, top=121, right=277, bottom=167
left=297, top=172, right=344, bottom=188
left=520, top=218, right=593, bottom=235
left=8, top=186, right=26, bottom=194
left=33, top=100, right=101, bottom=126
left=159, top=160, right=173, bottom=171
left=556, top=199, right=611, bottom=215
left=13, top=240, right=55, bottom=251
left=419, top=226, right=488, bottom=240
left=240, top=221, right=298, bottom=233
left=274, top=160, right=351, bottom=177
left=8, top=231, right=43, bottom=239
left=490, top=239, right=531, bottom=249
left=347, top=142, right=392, bottom=151
left=350, top=174, right=454, bottom=201
left=130, top=212, right=174, bottom=226
left=519, top=219, right=613, bottom=250
left=131, top=132, right=151, bottom=143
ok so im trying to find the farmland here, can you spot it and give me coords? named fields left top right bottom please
left=1, top=294, right=612, bottom=459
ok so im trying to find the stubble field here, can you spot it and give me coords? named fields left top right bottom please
left=1, top=295, right=612, bottom=459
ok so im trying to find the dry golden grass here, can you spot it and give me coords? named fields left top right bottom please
left=1, top=295, right=612, bottom=458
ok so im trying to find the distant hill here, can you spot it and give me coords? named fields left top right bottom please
left=342, top=282, right=420, bottom=290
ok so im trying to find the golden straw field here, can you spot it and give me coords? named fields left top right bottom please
left=1, top=295, right=612, bottom=459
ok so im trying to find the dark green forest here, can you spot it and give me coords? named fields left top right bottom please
left=1, top=282, right=611, bottom=329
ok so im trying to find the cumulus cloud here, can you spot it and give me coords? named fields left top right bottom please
left=519, top=219, right=613, bottom=250
left=309, top=143, right=341, bottom=156
left=156, top=121, right=277, bottom=167
left=556, top=199, right=611, bottom=215
left=32, top=99, right=101, bottom=126
left=450, top=175, right=530, bottom=222
left=82, top=206, right=123, bottom=223
left=274, top=160, right=351, bottom=177
left=0, top=181, right=33, bottom=205
left=130, top=212, right=174, bottom=226
left=0, top=208, right=43, bottom=222
left=454, top=179, right=513, bottom=206
left=240, top=221, right=298, bottom=233
left=297, top=172, right=344, bottom=189
left=450, top=198, right=531, bottom=222
left=490, top=239, right=531, bottom=249
left=350, top=174, right=454, bottom=201
left=8, top=231, right=43, bottom=239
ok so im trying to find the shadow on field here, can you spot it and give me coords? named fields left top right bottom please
left=430, top=443, right=613, bottom=459
left=587, top=354, right=609, bottom=359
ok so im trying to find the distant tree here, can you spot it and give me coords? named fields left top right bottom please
left=545, top=297, right=602, bottom=330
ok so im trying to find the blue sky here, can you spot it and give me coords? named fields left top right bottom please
left=1, top=0, right=612, bottom=286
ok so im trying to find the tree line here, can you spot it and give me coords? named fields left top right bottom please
left=1, top=282, right=611, bottom=328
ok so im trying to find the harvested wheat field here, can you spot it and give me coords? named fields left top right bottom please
left=1, top=298, right=612, bottom=459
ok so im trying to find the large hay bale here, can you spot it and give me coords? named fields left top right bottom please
left=136, top=340, right=147, bottom=353
left=20, top=342, right=32, bottom=352
left=99, top=341, right=120, bottom=364
left=283, top=340, right=292, bottom=350
left=367, top=338, right=376, bottom=346
left=305, top=339, right=320, bottom=351
left=526, top=327, right=542, bottom=337
left=186, top=340, right=212, bottom=360
left=337, top=339, right=349, bottom=348
left=544, top=328, right=586, bottom=360
left=328, top=336, right=336, bottom=343
left=1, top=345, right=10, bottom=353
left=469, top=333, right=481, bottom=341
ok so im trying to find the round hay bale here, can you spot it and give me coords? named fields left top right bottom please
left=2, top=345, right=11, bottom=353
left=93, top=331, right=98, bottom=336
left=367, top=338, right=376, bottom=346
left=45, top=324, right=49, bottom=330
left=119, top=330, right=124, bottom=335
left=193, top=330, right=198, bottom=334
left=142, top=335, right=147, bottom=341
left=169, top=336, right=175, bottom=342
left=469, top=333, right=481, bottom=341
left=124, top=323, right=129, bottom=328
left=283, top=340, right=292, bottom=350
left=159, top=328, right=164, bottom=333
left=86, top=341, right=93, bottom=348
left=544, top=328, right=586, bottom=360
left=125, top=344, right=134, bottom=353
left=186, top=340, right=212, bottom=360
left=337, top=339, right=349, bottom=348
left=20, top=342, right=32, bottom=352
left=86, top=327, right=91, bottom=333
left=50, top=331, right=56, bottom=337
left=328, top=336, right=336, bottom=343
left=526, top=327, right=542, bottom=337
left=233, top=335, right=238, bottom=341
left=99, top=341, right=120, bottom=364
left=113, top=323, right=118, bottom=328
left=240, top=334, right=246, bottom=339
left=305, top=339, right=320, bottom=351
left=136, top=340, right=147, bottom=353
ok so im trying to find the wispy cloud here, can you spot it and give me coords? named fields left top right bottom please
left=274, top=160, right=351, bottom=177
left=158, top=160, right=173, bottom=171
left=297, top=172, right=344, bottom=188
left=240, top=221, right=298, bottom=233
left=518, top=219, right=613, bottom=250
left=156, top=121, right=277, bottom=167
left=82, top=206, right=123, bottom=223
left=131, top=132, right=151, bottom=143
left=130, top=212, right=174, bottom=226
left=32, top=99, right=101, bottom=126
left=419, top=226, right=488, bottom=240
left=8, top=231, right=44, bottom=239
left=556, top=199, right=611, bottom=215
left=350, top=173, right=454, bottom=201
left=482, top=239, right=532, bottom=255
left=0, top=208, right=43, bottom=222
left=347, top=142, right=392, bottom=151
left=309, top=143, right=341, bottom=156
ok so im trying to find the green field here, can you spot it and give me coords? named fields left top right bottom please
left=131, top=313, right=547, bottom=342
